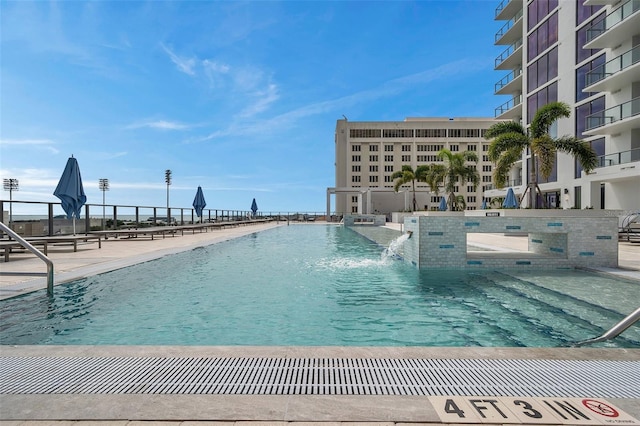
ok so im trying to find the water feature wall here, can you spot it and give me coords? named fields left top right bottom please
left=403, top=212, right=619, bottom=269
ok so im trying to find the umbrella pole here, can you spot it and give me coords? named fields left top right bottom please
left=73, top=217, right=76, bottom=235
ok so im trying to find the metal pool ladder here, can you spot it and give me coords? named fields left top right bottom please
left=573, top=307, right=640, bottom=346
left=0, top=222, right=54, bottom=296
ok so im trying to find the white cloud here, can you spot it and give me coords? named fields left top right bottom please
left=0, top=138, right=60, bottom=154
left=238, top=83, right=279, bottom=118
left=202, top=59, right=230, bottom=88
left=126, top=120, right=191, bottom=131
left=161, top=43, right=196, bottom=76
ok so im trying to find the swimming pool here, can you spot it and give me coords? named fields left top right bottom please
left=1, top=225, right=638, bottom=347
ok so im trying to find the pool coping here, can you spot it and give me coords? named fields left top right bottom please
left=1, top=345, right=639, bottom=422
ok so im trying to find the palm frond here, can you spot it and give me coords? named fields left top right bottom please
left=484, top=121, right=526, bottom=139
left=531, top=136, right=557, bottom=180
left=487, top=132, right=528, bottom=162
left=554, top=136, right=598, bottom=173
left=493, top=147, right=521, bottom=188
left=530, top=102, right=570, bottom=138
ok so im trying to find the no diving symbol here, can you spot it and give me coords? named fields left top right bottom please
left=582, top=399, right=619, bottom=418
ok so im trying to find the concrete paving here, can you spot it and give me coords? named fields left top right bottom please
left=1, top=221, right=639, bottom=425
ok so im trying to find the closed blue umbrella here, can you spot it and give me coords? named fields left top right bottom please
left=192, top=186, right=206, bottom=222
left=481, top=199, right=488, bottom=209
left=54, top=156, right=86, bottom=235
left=503, top=188, right=518, bottom=208
left=439, top=197, right=447, bottom=211
left=251, top=198, right=258, bottom=216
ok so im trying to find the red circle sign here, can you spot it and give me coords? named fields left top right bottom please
left=582, top=399, right=619, bottom=418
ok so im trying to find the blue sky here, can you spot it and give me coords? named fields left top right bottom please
left=1, top=0, right=504, bottom=215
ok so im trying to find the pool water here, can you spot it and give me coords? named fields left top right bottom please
left=1, top=225, right=638, bottom=347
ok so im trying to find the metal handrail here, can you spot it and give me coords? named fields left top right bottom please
left=0, top=222, right=54, bottom=296
left=572, top=307, right=640, bottom=346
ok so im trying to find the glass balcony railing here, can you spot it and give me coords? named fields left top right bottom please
left=494, top=95, right=522, bottom=117
left=495, top=0, right=512, bottom=18
left=495, top=68, right=522, bottom=92
left=586, top=45, right=640, bottom=86
left=585, top=96, right=640, bottom=130
left=495, top=39, right=522, bottom=68
left=586, top=0, right=640, bottom=43
left=495, top=9, right=523, bottom=42
left=595, top=147, right=640, bottom=168
left=484, top=178, right=523, bottom=191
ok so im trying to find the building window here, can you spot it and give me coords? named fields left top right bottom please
left=369, top=145, right=379, bottom=151
left=448, top=129, right=481, bottom=138
left=401, top=144, right=411, bottom=151
left=576, top=54, right=605, bottom=102
left=401, top=155, right=411, bottom=162
left=482, top=175, right=492, bottom=182
left=351, top=176, right=361, bottom=183
left=577, top=0, right=603, bottom=26
left=528, top=0, right=558, bottom=30
left=369, top=175, right=379, bottom=183
left=467, top=144, right=477, bottom=151
left=527, top=47, right=558, bottom=92
left=482, top=144, right=490, bottom=151
left=352, top=165, right=361, bottom=172
left=576, top=23, right=603, bottom=64
left=576, top=96, right=605, bottom=138
left=384, top=155, right=394, bottom=162
left=384, top=165, right=394, bottom=172
left=415, top=129, right=446, bottom=137
left=370, top=165, right=378, bottom=172
left=575, top=138, right=604, bottom=177
left=467, top=196, right=477, bottom=203
left=351, top=145, right=361, bottom=151
left=383, top=129, right=414, bottom=138
left=384, top=175, right=393, bottom=182
left=369, top=155, right=378, bottom=162
left=527, top=82, right=558, bottom=124
left=482, top=165, right=492, bottom=172
left=351, top=206, right=358, bottom=213
left=384, top=145, right=394, bottom=151
left=351, top=196, right=358, bottom=203
left=450, top=144, right=459, bottom=151
left=482, top=155, right=490, bottom=162
left=352, top=155, right=361, bottom=162
left=350, top=129, right=381, bottom=138
left=527, top=11, right=558, bottom=61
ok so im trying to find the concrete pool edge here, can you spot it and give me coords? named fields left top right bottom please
left=1, top=346, right=639, bottom=422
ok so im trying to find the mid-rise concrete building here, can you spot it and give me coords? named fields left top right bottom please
left=491, top=0, right=639, bottom=210
left=328, top=118, right=499, bottom=216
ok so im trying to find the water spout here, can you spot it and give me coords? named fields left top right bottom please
left=382, top=233, right=411, bottom=260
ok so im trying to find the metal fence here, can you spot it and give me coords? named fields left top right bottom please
left=0, top=199, right=339, bottom=237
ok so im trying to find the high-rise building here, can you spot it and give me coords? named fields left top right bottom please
left=328, top=118, right=499, bottom=216
left=491, top=0, right=639, bottom=210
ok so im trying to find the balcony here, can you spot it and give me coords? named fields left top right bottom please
left=585, top=0, right=640, bottom=49
left=584, top=96, right=640, bottom=135
left=495, top=95, right=522, bottom=119
left=484, top=178, right=524, bottom=191
left=585, top=45, right=640, bottom=93
left=495, top=0, right=522, bottom=21
left=585, top=0, right=627, bottom=6
left=495, top=39, right=523, bottom=70
left=495, top=68, right=522, bottom=95
left=495, top=9, right=523, bottom=45
left=595, top=148, right=640, bottom=168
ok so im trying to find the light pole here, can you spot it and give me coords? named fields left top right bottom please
left=3, top=178, right=19, bottom=226
left=165, top=169, right=172, bottom=224
left=99, top=178, right=109, bottom=230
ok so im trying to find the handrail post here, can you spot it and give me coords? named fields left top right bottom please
left=0, top=222, right=54, bottom=296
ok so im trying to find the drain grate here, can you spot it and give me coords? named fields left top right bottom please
left=1, top=357, right=638, bottom=397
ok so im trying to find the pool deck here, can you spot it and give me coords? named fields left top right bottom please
left=1, top=221, right=639, bottom=425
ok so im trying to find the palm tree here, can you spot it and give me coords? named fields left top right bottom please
left=392, top=165, right=430, bottom=211
left=485, top=101, right=597, bottom=208
left=423, top=149, right=480, bottom=211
